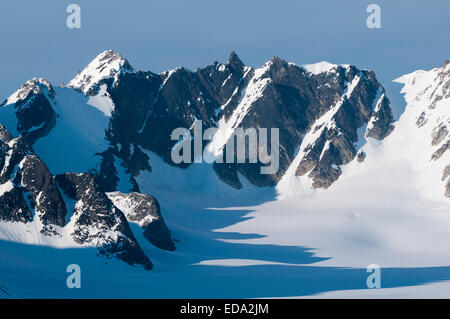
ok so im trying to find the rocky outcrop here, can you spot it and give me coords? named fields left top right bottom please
left=0, top=125, right=65, bottom=228
left=0, top=185, right=32, bottom=223
left=365, top=93, right=395, bottom=140
left=0, top=125, right=32, bottom=223
left=56, top=172, right=153, bottom=269
left=107, top=191, right=175, bottom=251
left=431, top=140, right=449, bottom=161
left=273, top=62, right=393, bottom=188
left=357, top=151, right=366, bottom=163
left=19, top=154, right=67, bottom=234
left=432, top=124, right=448, bottom=146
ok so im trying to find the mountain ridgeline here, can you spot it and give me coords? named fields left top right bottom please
left=70, top=50, right=394, bottom=191
left=0, top=50, right=448, bottom=269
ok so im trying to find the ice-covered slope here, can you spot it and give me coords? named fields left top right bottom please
left=391, top=60, right=450, bottom=199
left=0, top=79, right=110, bottom=175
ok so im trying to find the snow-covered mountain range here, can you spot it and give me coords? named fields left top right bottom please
left=0, top=51, right=448, bottom=295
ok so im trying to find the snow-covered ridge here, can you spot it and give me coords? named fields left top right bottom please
left=68, top=50, right=134, bottom=95
left=394, top=59, right=450, bottom=107
left=4, top=78, right=54, bottom=105
left=372, top=59, right=450, bottom=200
left=301, top=61, right=350, bottom=75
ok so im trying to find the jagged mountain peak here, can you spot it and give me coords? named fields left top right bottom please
left=269, top=55, right=287, bottom=64
left=3, top=77, right=55, bottom=106
left=226, top=51, right=244, bottom=71
left=68, top=50, right=134, bottom=96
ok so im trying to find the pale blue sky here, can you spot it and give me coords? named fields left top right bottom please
left=0, top=0, right=449, bottom=100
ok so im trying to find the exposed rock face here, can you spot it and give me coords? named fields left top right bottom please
left=365, top=93, right=395, bottom=140
left=416, top=112, right=427, bottom=127
left=0, top=125, right=65, bottom=229
left=0, top=125, right=33, bottom=223
left=107, top=191, right=175, bottom=251
left=432, top=124, right=448, bottom=146
left=432, top=140, right=450, bottom=161
left=19, top=154, right=67, bottom=234
left=76, top=51, right=394, bottom=190
left=56, top=172, right=153, bottom=269
left=279, top=62, right=393, bottom=188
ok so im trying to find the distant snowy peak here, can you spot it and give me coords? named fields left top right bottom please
left=68, top=50, right=134, bottom=96
left=301, top=61, right=350, bottom=75
left=3, top=78, right=55, bottom=106
left=0, top=77, right=58, bottom=145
